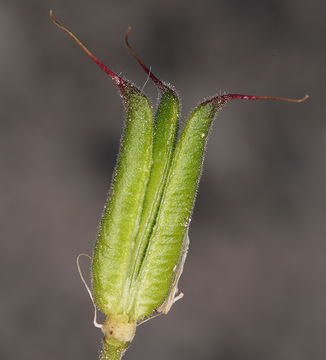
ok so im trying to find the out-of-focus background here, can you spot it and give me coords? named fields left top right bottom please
left=1, top=0, right=325, bottom=359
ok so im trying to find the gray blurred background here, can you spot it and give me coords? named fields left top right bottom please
left=1, top=0, right=325, bottom=359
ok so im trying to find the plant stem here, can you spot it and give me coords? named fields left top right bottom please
left=100, top=338, right=129, bottom=360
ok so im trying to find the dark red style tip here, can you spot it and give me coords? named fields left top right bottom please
left=220, top=93, right=309, bottom=103
left=50, top=10, right=124, bottom=87
left=203, top=93, right=309, bottom=107
left=124, top=27, right=174, bottom=94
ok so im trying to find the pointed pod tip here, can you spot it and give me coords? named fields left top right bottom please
left=124, top=27, right=177, bottom=97
left=297, top=94, right=310, bottom=102
left=124, top=27, right=158, bottom=86
left=220, top=93, right=309, bottom=103
left=202, top=92, right=309, bottom=108
left=49, top=10, right=123, bottom=87
left=199, top=92, right=309, bottom=115
left=125, top=26, right=132, bottom=37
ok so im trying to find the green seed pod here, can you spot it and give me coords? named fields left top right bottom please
left=50, top=12, right=153, bottom=357
left=92, top=82, right=153, bottom=317
left=123, top=30, right=180, bottom=317
left=51, top=12, right=308, bottom=360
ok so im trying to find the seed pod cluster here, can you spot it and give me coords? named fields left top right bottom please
left=50, top=11, right=308, bottom=360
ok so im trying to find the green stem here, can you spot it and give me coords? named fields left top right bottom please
left=100, top=337, right=130, bottom=360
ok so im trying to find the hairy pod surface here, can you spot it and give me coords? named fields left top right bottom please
left=92, top=84, right=153, bottom=316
